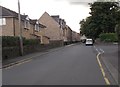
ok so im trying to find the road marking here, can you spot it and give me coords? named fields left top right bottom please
left=2, top=57, right=33, bottom=69
left=96, top=48, right=100, bottom=53
left=65, top=44, right=75, bottom=47
left=2, top=45, right=71, bottom=69
left=2, top=52, right=50, bottom=69
left=97, top=53, right=110, bottom=85
left=100, top=48, right=104, bottom=53
left=4, top=59, right=32, bottom=70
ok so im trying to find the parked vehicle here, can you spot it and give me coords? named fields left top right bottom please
left=85, top=39, right=93, bottom=46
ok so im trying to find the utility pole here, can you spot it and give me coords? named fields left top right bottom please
left=18, top=0, right=23, bottom=56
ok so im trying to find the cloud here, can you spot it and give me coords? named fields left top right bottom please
left=53, top=0, right=94, bottom=6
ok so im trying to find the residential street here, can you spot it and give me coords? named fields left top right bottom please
left=3, top=44, right=106, bottom=85
left=1, top=1, right=120, bottom=86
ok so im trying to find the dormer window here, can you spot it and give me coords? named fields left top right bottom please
left=24, top=16, right=30, bottom=29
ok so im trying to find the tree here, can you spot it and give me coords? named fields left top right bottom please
left=80, top=2, right=120, bottom=39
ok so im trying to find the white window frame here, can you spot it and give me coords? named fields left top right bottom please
left=24, top=16, right=30, bottom=29
left=35, top=24, right=40, bottom=31
left=0, top=18, right=6, bottom=26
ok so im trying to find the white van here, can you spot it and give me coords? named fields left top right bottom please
left=85, top=39, right=93, bottom=46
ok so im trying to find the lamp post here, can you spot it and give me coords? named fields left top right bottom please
left=18, top=0, right=23, bottom=56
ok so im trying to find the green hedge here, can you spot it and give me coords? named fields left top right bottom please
left=2, top=36, right=20, bottom=47
left=23, top=39, right=40, bottom=46
left=99, top=33, right=118, bottom=42
left=2, top=36, right=40, bottom=47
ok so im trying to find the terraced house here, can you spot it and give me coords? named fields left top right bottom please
left=1, top=6, right=49, bottom=44
left=72, top=31, right=80, bottom=43
left=39, top=12, right=63, bottom=42
left=39, top=13, right=73, bottom=45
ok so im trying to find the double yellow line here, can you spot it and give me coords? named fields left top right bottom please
left=97, top=53, right=110, bottom=85
left=2, top=58, right=33, bottom=69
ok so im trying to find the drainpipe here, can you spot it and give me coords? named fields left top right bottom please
left=13, top=18, right=15, bottom=36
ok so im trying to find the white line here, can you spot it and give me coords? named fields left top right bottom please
left=96, top=48, right=100, bottom=53
left=100, top=48, right=104, bottom=53
left=65, top=44, right=74, bottom=47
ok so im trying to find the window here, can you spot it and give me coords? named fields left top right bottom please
left=35, top=24, right=40, bottom=31
left=24, top=16, right=30, bottom=29
left=0, top=18, right=6, bottom=26
left=24, top=20, right=30, bottom=29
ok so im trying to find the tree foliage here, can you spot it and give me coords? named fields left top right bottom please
left=80, top=2, right=120, bottom=39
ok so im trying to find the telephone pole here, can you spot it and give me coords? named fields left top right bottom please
left=18, top=0, right=23, bottom=56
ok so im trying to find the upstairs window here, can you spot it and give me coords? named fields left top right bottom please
left=35, top=24, right=40, bottom=32
left=0, top=18, right=6, bottom=26
left=24, top=20, right=30, bottom=29
left=24, top=16, right=30, bottom=29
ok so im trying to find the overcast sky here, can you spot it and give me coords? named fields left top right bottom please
left=0, top=0, right=93, bottom=33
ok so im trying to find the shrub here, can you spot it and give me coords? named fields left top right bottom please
left=99, top=33, right=118, bottom=42
left=2, top=36, right=20, bottom=47
left=23, top=39, right=40, bottom=46
left=2, top=36, right=40, bottom=47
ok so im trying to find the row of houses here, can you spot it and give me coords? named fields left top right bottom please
left=1, top=6, right=80, bottom=45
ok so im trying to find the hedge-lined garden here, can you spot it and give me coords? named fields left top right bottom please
left=2, top=36, right=40, bottom=47
left=2, top=36, right=64, bottom=60
left=99, top=33, right=118, bottom=42
left=2, top=36, right=40, bottom=60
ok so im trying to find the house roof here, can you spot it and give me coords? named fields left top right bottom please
left=30, top=19, right=47, bottom=28
left=1, top=6, right=27, bottom=20
left=1, top=6, right=46, bottom=28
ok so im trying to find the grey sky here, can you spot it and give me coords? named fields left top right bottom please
left=1, top=0, right=92, bottom=33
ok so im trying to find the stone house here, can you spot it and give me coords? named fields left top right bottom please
left=39, top=12, right=63, bottom=41
left=1, top=6, right=49, bottom=44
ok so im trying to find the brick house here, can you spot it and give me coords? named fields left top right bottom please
left=72, top=31, right=80, bottom=42
left=51, top=15, right=72, bottom=44
left=38, top=12, right=63, bottom=41
left=64, top=25, right=72, bottom=44
left=1, top=6, right=49, bottom=44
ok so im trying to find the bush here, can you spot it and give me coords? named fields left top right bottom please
left=2, top=36, right=20, bottom=47
left=99, top=33, right=118, bottom=42
left=23, top=39, right=40, bottom=46
left=2, top=36, right=40, bottom=47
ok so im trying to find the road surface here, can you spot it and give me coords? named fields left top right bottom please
left=3, top=44, right=106, bottom=85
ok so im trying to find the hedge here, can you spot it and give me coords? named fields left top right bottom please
left=2, top=36, right=20, bottom=47
left=2, top=36, right=40, bottom=47
left=23, top=39, right=40, bottom=46
left=99, top=33, right=118, bottom=42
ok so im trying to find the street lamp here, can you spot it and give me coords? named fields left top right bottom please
left=18, top=0, right=23, bottom=56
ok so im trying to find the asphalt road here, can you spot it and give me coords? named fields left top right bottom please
left=3, top=44, right=106, bottom=85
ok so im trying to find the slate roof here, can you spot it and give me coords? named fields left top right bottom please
left=1, top=6, right=46, bottom=28
left=1, top=6, right=27, bottom=20
left=30, top=19, right=47, bottom=28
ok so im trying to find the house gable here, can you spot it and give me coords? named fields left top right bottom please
left=39, top=12, right=60, bottom=28
left=38, top=12, right=62, bottom=41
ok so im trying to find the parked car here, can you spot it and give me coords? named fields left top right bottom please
left=85, top=39, right=93, bottom=46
